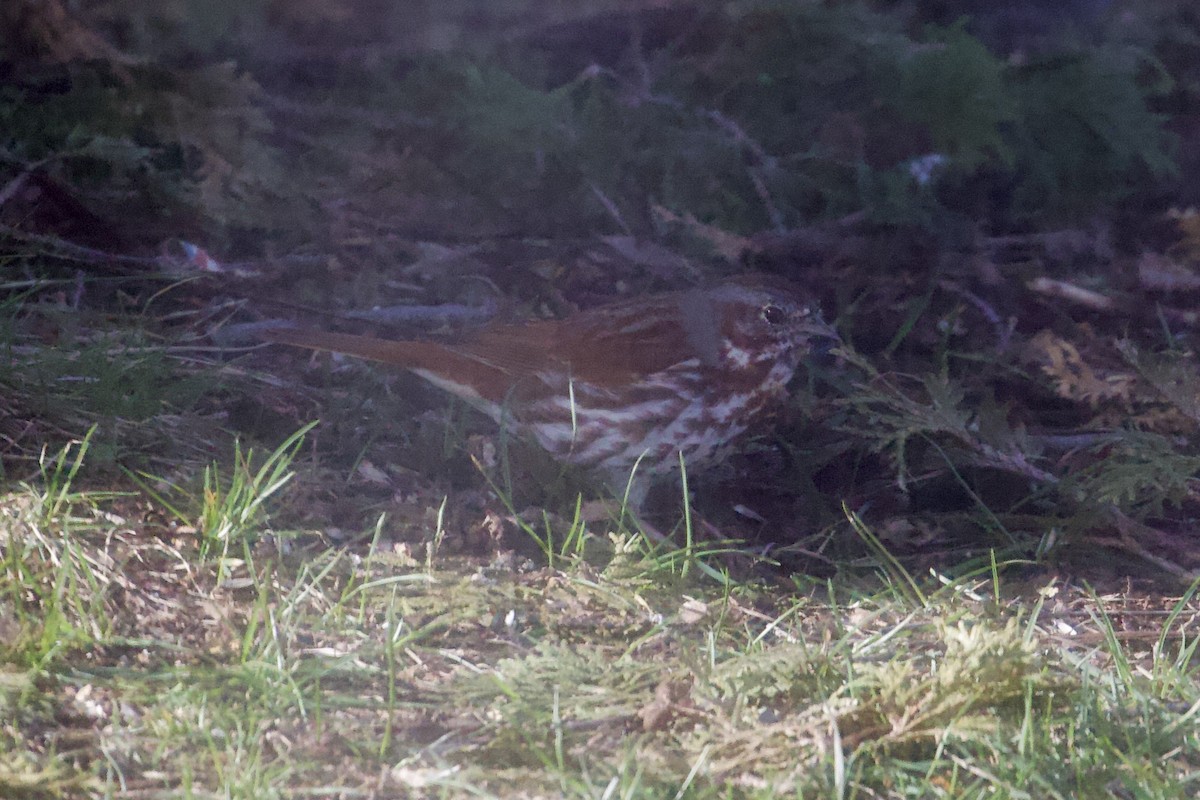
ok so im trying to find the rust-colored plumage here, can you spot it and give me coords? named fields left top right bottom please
left=262, top=275, right=835, bottom=492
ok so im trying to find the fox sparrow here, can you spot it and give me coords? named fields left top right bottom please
left=262, top=274, right=835, bottom=502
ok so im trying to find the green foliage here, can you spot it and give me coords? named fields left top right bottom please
left=0, top=2, right=1179, bottom=242
left=893, top=25, right=1017, bottom=169
left=20, top=335, right=208, bottom=423
left=454, top=64, right=576, bottom=164
left=934, top=617, right=1037, bottom=696
left=133, top=423, right=315, bottom=569
left=1117, top=338, right=1200, bottom=423
left=0, top=58, right=305, bottom=244
left=840, top=352, right=1051, bottom=493
left=458, top=641, right=657, bottom=728
left=707, top=643, right=831, bottom=704
left=856, top=619, right=1030, bottom=706
left=141, top=62, right=299, bottom=230
left=378, top=4, right=1174, bottom=235
left=1066, top=431, right=1200, bottom=517
left=397, top=60, right=596, bottom=227
left=1006, top=46, right=1176, bottom=213
left=840, top=326, right=1200, bottom=556
left=1056, top=341, right=1200, bottom=518
left=3, top=324, right=213, bottom=466
left=0, top=431, right=121, bottom=669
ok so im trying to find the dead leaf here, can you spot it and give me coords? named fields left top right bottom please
left=1168, top=207, right=1200, bottom=262
left=1026, top=330, right=1135, bottom=407
left=638, top=677, right=694, bottom=732
left=678, top=597, right=709, bottom=625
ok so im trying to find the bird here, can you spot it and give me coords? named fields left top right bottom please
left=261, top=273, right=836, bottom=508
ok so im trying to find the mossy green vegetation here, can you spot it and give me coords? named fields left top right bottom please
left=2, top=456, right=1198, bottom=796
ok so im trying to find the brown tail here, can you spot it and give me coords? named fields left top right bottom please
left=260, top=327, right=444, bottom=369
left=261, top=326, right=519, bottom=417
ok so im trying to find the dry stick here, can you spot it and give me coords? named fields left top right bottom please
left=0, top=222, right=160, bottom=270
left=1108, top=507, right=1200, bottom=582
left=0, top=169, right=32, bottom=210
left=588, top=182, right=634, bottom=236
left=700, top=107, right=786, bottom=232
left=260, top=92, right=436, bottom=130
left=625, top=77, right=788, bottom=233
left=343, top=299, right=499, bottom=326
left=938, top=280, right=1016, bottom=353
left=0, top=222, right=326, bottom=276
left=1027, top=277, right=1117, bottom=312
left=0, top=149, right=69, bottom=211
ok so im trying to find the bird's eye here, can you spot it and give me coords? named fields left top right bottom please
left=761, top=304, right=787, bottom=325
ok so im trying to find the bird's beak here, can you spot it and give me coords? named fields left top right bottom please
left=802, top=310, right=840, bottom=342
left=801, top=312, right=841, bottom=361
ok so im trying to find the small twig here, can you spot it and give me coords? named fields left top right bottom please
left=1157, top=306, right=1200, bottom=327
left=1027, top=277, right=1116, bottom=312
left=748, top=167, right=785, bottom=233
left=344, top=299, right=499, bottom=326
left=629, top=19, right=652, bottom=97
left=70, top=269, right=85, bottom=308
left=0, top=222, right=328, bottom=277
left=938, top=280, right=1015, bottom=353
left=700, top=108, right=785, bottom=231
left=969, top=441, right=1058, bottom=485
left=260, top=92, right=436, bottom=130
left=0, top=222, right=160, bottom=269
left=700, top=108, right=775, bottom=168
left=0, top=169, right=32, bottom=209
left=630, top=87, right=786, bottom=231
left=1031, top=431, right=1123, bottom=451
left=1107, top=507, right=1200, bottom=582
left=588, top=182, right=633, bottom=236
